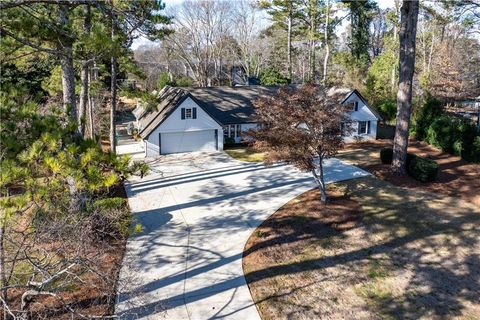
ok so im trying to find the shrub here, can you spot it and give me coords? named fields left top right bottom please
left=465, top=136, right=480, bottom=163
left=425, top=115, right=478, bottom=159
left=379, top=147, right=417, bottom=167
left=454, top=119, right=477, bottom=158
left=377, top=99, right=397, bottom=123
left=414, top=95, right=443, bottom=140
left=260, top=69, right=289, bottom=85
left=92, top=197, right=131, bottom=238
left=175, top=76, right=193, bottom=87
left=408, top=156, right=438, bottom=182
left=380, top=148, right=393, bottom=164
left=425, top=116, right=457, bottom=153
left=224, top=137, right=235, bottom=145
left=157, top=72, right=175, bottom=89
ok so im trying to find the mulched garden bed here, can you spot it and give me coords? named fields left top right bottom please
left=338, top=139, right=480, bottom=206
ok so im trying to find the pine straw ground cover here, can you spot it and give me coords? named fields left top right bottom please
left=243, top=178, right=480, bottom=320
left=337, top=139, right=480, bottom=207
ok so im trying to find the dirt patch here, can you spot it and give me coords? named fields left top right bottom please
left=8, top=240, right=125, bottom=319
left=338, top=139, right=480, bottom=206
left=243, top=178, right=480, bottom=320
left=6, top=183, right=129, bottom=319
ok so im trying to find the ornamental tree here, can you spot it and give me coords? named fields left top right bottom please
left=249, top=84, right=352, bottom=203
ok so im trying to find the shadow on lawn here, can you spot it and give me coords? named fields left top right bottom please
left=244, top=177, right=480, bottom=319
left=117, top=159, right=479, bottom=320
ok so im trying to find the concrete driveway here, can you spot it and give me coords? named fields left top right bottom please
left=115, top=152, right=369, bottom=319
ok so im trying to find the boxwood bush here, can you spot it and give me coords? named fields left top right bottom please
left=465, top=136, right=480, bottom=163
left=379, top=148, right=438, bottom=182
left=408, top=156, right=439, bottom=182
left=380, top=148, right=393, bottom=164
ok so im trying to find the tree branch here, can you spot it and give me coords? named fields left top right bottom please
left=0, top=0, right=90, bottom=10
left=0, top=27, right=64, bottom=56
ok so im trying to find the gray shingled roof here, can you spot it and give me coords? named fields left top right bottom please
left=186, top=86, right=279, bottom=125
left=137, top=85, right=382, bottom=139
left=138, top=86, right=189, bottom=139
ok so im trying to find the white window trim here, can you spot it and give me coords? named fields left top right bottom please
left=358, top=121, right=368, bottom=135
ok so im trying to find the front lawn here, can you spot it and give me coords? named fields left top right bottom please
left=243, top=177, right=480, bottom=319
left=337, top=139, right=480, bottom=207
left=225, top=146, right=264, bottom=162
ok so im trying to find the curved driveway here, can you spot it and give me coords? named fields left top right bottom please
left=115, top=152, right=369, bottom=319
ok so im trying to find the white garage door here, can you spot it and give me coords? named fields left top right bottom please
left=160, top=130, right=217, bottom=154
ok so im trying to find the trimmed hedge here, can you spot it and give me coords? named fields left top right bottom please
left=379, top=148, right=438, bottom=182
left=380, top=148, right=393, bottom=164
left=408, top=156, right=439, bottom=182
left=414, top=97, right=479, bottom=163
left=466, top=136, right=480, bottom=163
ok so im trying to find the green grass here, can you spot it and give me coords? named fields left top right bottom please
left=225, top=147, right=264, bottom=162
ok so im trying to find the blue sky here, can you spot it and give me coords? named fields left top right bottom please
left=162, top=0, right=397, bottom=9
left=132, top=0, right=398, bottom=49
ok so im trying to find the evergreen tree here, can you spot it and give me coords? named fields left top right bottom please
left=260, top=0, right=303, bottom=81
left=342, top=0, right=378, bottom=65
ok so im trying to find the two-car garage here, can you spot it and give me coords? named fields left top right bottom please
left=159, top=129, right=219, bottom=155
left=139, top=89, right=224, bottom=157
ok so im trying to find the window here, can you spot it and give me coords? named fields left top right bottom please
left=354, top=101, right=359, bottom=111
left=358, top=121, right=369, bottom=135
left=181, top=107, right=196, bottom=119
left=236, top=124, right=241, bottom=138
left=223, top=126, right=229, bottom=138
left=185, top=108, right=192, bottom=119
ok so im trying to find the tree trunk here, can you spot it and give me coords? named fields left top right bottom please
left=322, top=0, right=330, bottom=85
left=79, top=65, right=88, bottom=136
left=312, top=155, right=328, bottom=204
left=87, top=62, right=97, bottom=140
left=392, top=0, right=419, bottom=174
left=0, top=212, right=7, bottom=310
left=58, top=5, right=77, bottom=125
left=78, top=4, right=91, bottom=137
left=110, top=9, right=117, bottom=154
left=287, top=6, right=293, bottom=81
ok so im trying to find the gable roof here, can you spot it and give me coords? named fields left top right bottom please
left=185, top=86, right=279, bottom=124
left=138, top=87, right=190, bottom=139
left=341, top=89, right=383, bottom=121
left=137, top=85, right=382, bottom=139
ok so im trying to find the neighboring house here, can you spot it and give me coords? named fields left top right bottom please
left=134, top=85, right=382, bottom=157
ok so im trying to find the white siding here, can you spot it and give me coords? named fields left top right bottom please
left=342, top=92, right=378, bottom=141
left=144, top=97, right=223, bottom=157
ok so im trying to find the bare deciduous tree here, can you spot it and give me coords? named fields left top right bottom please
left=165, top=0, right=233, bottom=86
left=232, top=0, right=270, bottom=78
left=248, top=85, right=352, bottom=203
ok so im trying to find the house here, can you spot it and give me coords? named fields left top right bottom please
left=134, top=85, right=382, bottom=157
